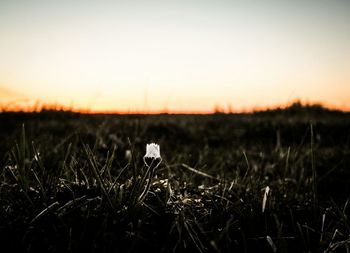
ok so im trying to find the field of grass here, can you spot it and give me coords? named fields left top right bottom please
left=0, top=106, right=350, bottom=252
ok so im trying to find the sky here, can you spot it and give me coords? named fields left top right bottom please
left=0, top=0, right=350, bottom=113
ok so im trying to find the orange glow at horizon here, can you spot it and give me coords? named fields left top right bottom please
left=1, top=97, right=350, bottom=114
left=1, top=1, right=350, bottom=113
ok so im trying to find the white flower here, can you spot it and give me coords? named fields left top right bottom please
left=139, top=143, right=162, bottom=201
left=144, top=143, right=161, bottom=159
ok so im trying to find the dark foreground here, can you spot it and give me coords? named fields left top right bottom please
left=0, top=106, right=350, bottom=252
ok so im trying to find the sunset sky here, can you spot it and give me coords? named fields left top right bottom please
left=0, top=0, right=350, bottom=113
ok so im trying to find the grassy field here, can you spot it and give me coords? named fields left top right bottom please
left=0, top=105, right=350, bottom=252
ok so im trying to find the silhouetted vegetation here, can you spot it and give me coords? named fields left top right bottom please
left=0, top=106, right=349, bottom=252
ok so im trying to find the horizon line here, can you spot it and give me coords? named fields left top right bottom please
left=1, top=100, right=350, bottom=114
